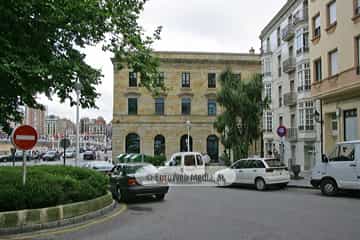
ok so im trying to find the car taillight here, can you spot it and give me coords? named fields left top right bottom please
left=266, top=168, right=274, bottom=173
left=127, top=178, right=138, bottom=186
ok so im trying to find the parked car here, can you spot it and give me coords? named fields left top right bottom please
left=0, top=155, right=10, bottom=162
left=110, top=163, right=169, bottom=202
left=83, top=161, right=114, bottom=174
left=214, top=158, right=290, bottom=190
left=42, top=151, right=60, bottom=161
left=158, top=152, right=206, bottom=175
left=311, top=140, right=360, bottom=196
left=83, top=150, right=96, bottom=160
left=65, top=149, right=76, bottom=158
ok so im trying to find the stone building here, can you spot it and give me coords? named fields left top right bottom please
left=112, top=51, right=261, bottom=161
left=260, top=0, right=321, bottom=171
left=310, top=0, right=360, bottom=154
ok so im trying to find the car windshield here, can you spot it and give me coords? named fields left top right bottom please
left=265, top=159, right=286, bottom=167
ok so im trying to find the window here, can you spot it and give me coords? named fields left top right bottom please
left=174, top=156, right=182, bottom=166
left=181, top=98, right=191, bottom=115
left=278, top=55, right=282, bottom=77
left=327, top=1, right=336, bottom=26
left=208, top=73, right=216, bottom=88
left=264, top=58, right=271, bottom=75
left=155, top=98, right=164, bottom=115
left=196, top=155, right=203, bottom=166
left=154, top=135, right=165, bottom=156
left=298, top=101, right=314, bottom=131
left=355, top=0, right=360, bottom=16
left=266, top=37, right=271, bottom=52
left=329, top=144, right=355, bottom=162
left=329, top=49, right=338, bottom=76
left=297, top=63, right=311, bottom=92
left=331, top=113, right=338, bottom=131
left=208, top=99, right=217, bottom=116
left=264, top=112, right=273, bottom=132
left=184, top=155, right=196, bottom=166
left=356, top=36, right=360, bottom=74
left=128, top=98, right=138, bottom=115
left=314, top=58, right=322, bottom=81
left=278, top=86, right=282, bottom=107
left=313, top=14, right=321, bottom=38
left=296, top=28, right=309, bottom=54
left=232, top=73, right=241, bottom=81
left=279, top=116, right=283, bottom=126
left=126, top=133, right=140, bottom=153
left=264, top=83, right=272, bottom=101
left=129, top=72, right=137, bottom=87
left=277, top=27, right=281, bottom=47
left=180, top=135, right=193, bottom=152
left=251, top=160, right=266, bottom=169
left=344, top=109, right=359, bottom=141
left=181, top=72, right=190, bottom=88
left=156, top=72, right=165, bottom=86
left=207, top=135, right=219, bottom=162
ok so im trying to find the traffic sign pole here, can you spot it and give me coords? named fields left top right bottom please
left=22, top=150, right=26, bottom=185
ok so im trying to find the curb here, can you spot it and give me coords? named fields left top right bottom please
left=0, top=197, right=116, bottom=235
left=287, top=184, right=315, bottom=189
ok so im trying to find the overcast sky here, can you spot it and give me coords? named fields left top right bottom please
left=40, top=0, right=286, bottom=123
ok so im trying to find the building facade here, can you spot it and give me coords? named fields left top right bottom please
left=45, top=115, right=59, bottom=137
left=310, top=0, right=360, bottom=154
left=56, top=118, right=76, bottom=137
left=260, top=0, right=321, bottom=170
left=24, top=106, right=47, bottom=136
left=112, top=51, right=261, bottom=161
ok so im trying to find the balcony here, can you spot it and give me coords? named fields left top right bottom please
left=281, top=24, right=294, bottom=41
left=287, top=128, right=298, bottom=142
left=283, top=92, right=297, bottom=107
left=283, top=58, right=296, bottom=73
left=293, top=8, right=308, bottom=25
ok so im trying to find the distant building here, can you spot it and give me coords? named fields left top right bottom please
left=80, top=117, right=90, bottom=135
left=24, top=106, right=47, bottom=136
left=45, top=115, right=59, bottom=137
left=56, top=118, right=75, bottom=137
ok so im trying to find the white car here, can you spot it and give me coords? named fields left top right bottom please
left=311, top=140, right=360, bottom=196
left=158, top=152, right=206, bottom=175
left=83, top=161, right=114, bottom=174
left=214, top=158, right=290, bottom=190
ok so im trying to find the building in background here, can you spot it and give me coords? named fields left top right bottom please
left=80, top=117, right=90, bottom=135
left=45, top=115, right=59, bottom=137
left=310, top=0, right=360, bottom=154
left=260, top=0, right=320, bottom=171
left=56, top=118, right=76, bottom=137
left=112, top=51, right=261, bottom=161
left=24, top=106, right=47, bottom=136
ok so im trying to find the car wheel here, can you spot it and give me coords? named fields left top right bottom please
left=216, top=174, right=227, bottom=187
left=156, top=194, right=165, bottom=201
left=255, top=178, right=266, bottom=191
left=279, top=183, right=288, bottom=189
left=320, top=179, right=338, bottom=196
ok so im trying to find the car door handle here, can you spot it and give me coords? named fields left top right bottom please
left=253, top=170, right=257, bottom=172
left=238, top=170, right=243, bottom=172
left=349, top=163, right=357, bottom=167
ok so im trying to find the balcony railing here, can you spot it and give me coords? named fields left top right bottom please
left=281, top=24, right=295, bottom=41
left=287, top=128, right=298, bottom=141
left=283, top=58, right=296, bottom=73
left=293, top=8, right=308, bottom=25
left=284, top=92, right=297, bottom=106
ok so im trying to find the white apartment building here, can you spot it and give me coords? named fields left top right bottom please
left=260, top=0, right=321, bottom=171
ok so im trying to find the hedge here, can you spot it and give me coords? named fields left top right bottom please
left=0, top=166, right=108, bottom=212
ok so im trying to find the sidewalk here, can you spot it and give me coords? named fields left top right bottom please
left=288, top=171, right=313, bottom=189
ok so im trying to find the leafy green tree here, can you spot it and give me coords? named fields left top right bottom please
left=0, top=0, right=162, bottom=133
left=214, top=69, right=267, bottom=160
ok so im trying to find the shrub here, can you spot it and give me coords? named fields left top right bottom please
left=0, top=166, right=109, bottom=212
left=144, top=155, right=167, bottom=166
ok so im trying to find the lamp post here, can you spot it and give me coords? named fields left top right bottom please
left=186, top=120, right=191, bottom=152
left=74, top=77, right=82, bottom=167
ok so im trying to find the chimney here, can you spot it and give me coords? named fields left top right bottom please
left=249, top=47, right=255, bottom=54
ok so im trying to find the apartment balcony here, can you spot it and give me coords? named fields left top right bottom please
left=283, top=58, right=296, bottom=73
left=293, top=8, right=308, bottom=25
left=283, top=92, right=297, bottom=107
left=281, top=24, right=294, bottom=41
left=287, top=128, right=298, bottom=142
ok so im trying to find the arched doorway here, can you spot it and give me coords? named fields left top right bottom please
left=154, top=135, right=165, bottom=156
left=207, top=135, right=219, bottom=162
left=180, top=135, right=193, bottom=152
left=126, top=133, right=140, bottom=153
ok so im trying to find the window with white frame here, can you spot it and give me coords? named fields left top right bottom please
left=264, top=112, right=273, bottom=132
left=328, top=1, right=336, bottom=26
left=264, top=83, right=272, bottom=101
left=329, top=49, right=338, bottom=76
left=298, top=101, right=314, bottom=131
left=296, top=28, right=309, bottom=55
left=297, top=63, right=311, bottom=92
left=264, top=58, right=271, bottom=75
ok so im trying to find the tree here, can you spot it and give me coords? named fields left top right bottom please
left=0, top=0, right=162, bottom=134
left=214, top=69, right=268, bottom=160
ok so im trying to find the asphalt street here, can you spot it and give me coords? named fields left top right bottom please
left=13, top=186, right=360, bottom=240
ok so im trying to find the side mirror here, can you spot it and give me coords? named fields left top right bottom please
left=322, top=154, right=329, bottom=163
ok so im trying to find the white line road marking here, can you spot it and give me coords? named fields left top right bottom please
left=15, top=135, right=36, bottom=141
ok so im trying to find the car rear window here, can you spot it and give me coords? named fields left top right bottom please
left=265, top=159, right=286, bottom=167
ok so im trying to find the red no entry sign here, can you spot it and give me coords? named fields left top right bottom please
left=11, top=125, right=38, bottom=150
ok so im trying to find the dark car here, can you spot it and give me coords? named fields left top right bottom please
left=110, top=163, right=169, bottom=202
left=42, top=151, right=60, bottom=161
left=0, top=152, right=31, bottom=162
left=83, top=151, right=96, bottom=160
left=0, top=155, right=10, bottom=162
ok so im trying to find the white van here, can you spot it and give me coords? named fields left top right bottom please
left=311, top=140, right=360, bottom=196
left=158, top=152, right=206, bottom=175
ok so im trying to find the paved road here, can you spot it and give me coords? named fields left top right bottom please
left=16, top=187, right=360, bottom=240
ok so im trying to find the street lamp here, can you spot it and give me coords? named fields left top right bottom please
left=74, top=76, right=82, bottom=167
left=186, top=120, right=191, bottom=152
